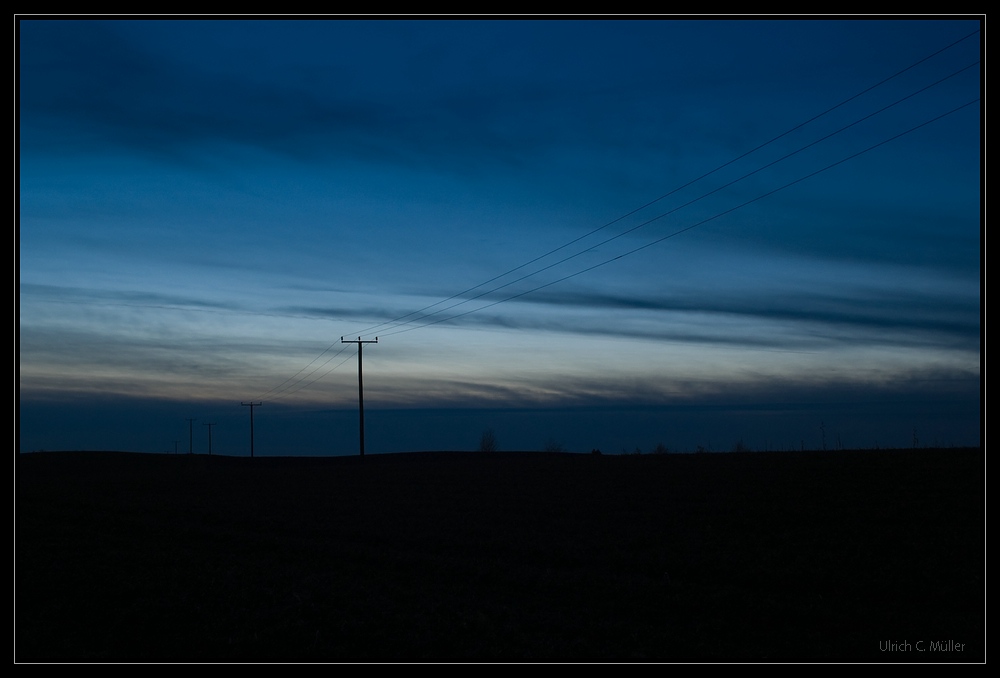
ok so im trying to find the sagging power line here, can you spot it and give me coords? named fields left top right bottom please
left=345, top=29, right=981, bottom=341
left=254, top=28, right=978, bottom=401
left=374, top=98, right=978, bottom=338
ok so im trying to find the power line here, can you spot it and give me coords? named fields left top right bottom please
left=254, top=344, right=359, bottom=403
left=368, top=62, right=979, bottom=336
left=375, top=99, right=978, bottom=338
left=346, top=29, right=980, bottom=340
left=255, top=28, right=979, bottom=398
left=253, top=343, right=353, bottom=402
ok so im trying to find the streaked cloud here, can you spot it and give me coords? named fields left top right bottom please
left=18, top=18, right=981, bottom=453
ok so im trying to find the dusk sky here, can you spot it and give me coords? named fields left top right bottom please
left=17, top=17, right=982, bottom=456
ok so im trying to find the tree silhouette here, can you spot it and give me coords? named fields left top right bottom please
left=479, top=428, right=497, bottom=453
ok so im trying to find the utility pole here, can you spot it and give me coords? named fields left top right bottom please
left=174, top=440, right=180, bottom=455
left=342, top=336, right=378, bottom=457
left=241, top=402, right=261, bottom=458
left=203, top=422, right=216, bottom=456
left=186, top=418, right=196, bottom=454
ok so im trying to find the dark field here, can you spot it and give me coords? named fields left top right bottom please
left=16, top=448, right=984, bottom=663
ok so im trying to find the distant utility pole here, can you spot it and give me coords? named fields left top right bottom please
left=342, top=336, right=378, bottom=457
left=203, top=422, right=216, bottom=456
left=174, top=440, right=180, bottom=455
left=241, top=402, right=262, bottom=458
left=186, top=418, right=196, bottom=454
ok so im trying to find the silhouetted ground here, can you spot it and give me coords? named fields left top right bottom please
left=16, top=448, right=983, bottom=663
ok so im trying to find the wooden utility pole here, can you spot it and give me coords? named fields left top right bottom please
left=241, top=402, right=262, bottom=457
left=341, top=336, right=378, bottom=457
left=186, top=418, right=196, bottom=454
left=203, top=422, right=216, bottom=456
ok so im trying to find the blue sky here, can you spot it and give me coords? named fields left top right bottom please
left=18, top=17, right=982, bottom=455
